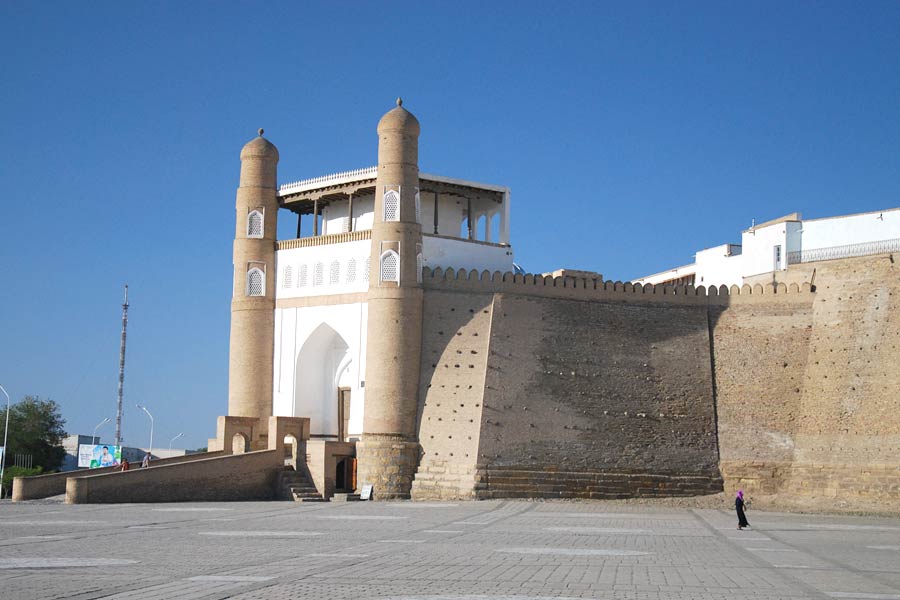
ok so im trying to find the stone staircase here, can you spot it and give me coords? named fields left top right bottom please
left=279, top=468, right=326, bottom=502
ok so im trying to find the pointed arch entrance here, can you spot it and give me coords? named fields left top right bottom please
left=294, top=323, right=353, bottom=439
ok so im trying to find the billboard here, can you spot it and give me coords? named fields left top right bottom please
left=78, top=444, right=122, bottom=468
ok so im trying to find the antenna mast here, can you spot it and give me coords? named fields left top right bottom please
left=115, top=284, right=129, bottom=447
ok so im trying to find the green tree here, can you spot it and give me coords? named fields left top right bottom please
left=0, top=396, right=67, bottom=473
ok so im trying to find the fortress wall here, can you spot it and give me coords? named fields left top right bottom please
left=471, top=292, right=723, bottom=499
left=411, top=290, right=494, bottom=500
left=422, top=267, right=813, bottom=305
left=712, top=297, right=814, bottom=497
left=788, top=255, right=900, bottom=511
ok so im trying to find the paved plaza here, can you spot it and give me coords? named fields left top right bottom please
left=0, top=499, right=898, bottom=600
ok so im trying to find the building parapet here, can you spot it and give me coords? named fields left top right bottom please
left=277, top=230, right=372, bottom=250
left=788, top=237, right=900, bottom=265
left=279, top=167, right=378, bottom=196
left=422, top=267, right=813, bottom=305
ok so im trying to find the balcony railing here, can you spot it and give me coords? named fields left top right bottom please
left=787, top=237, right=900, bottom=265
left=276, top=230, right=372, bottom=250
left=279, top=167, right=378, bottom=195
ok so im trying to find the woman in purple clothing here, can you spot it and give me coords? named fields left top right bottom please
left=736, top=490, right=750, bottom=530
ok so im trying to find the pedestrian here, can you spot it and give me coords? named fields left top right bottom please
left=120, top=459, right=130, bottom=471
left=141, top=452, right=151, bottom=468
left=736, top=489, right=750, bottom=530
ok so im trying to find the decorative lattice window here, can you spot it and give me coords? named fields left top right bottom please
left=247, top=268, right=264, bottom=296
left=416, top=253, right=423, bottom=283
left=313, top=262, right=324, bottom=286
left=282, top=265, right=293, bottom=289
left=330, top=260, right=340, bottom=285
left=383, top=188, right=400, bottom=222
left=363, top=257, right=370, bottom=282
left=347, top=258, right=357, bottom=283
left=298, top=264, right=308, bottom=287
left=341, top=216, right=350, bottom=233
left=415, top=188, right=421, bottom=224
left=380, top=250, right=399, bottom=283
left=247, top=210, right=263, bottom=238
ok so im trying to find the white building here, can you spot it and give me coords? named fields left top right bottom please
left=272, top=167, right=513, bottom=441
left=633, top=207, right=900, bottom=288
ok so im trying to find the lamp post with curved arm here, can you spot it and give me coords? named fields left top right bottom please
left=169, top=432, right=184, bottom=451
left=0, top=384, right=10, bottom=499
left=135, top=404, right=154, bottom=456
left=93, top=417, right=111, bottom=445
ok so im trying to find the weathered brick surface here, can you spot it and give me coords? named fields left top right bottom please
left=412, top=291, right=493, bottom=500
left=65, top=450, right=281, bottom=503
left=712, top=296, right=813, bottom=492
left=468, top=293, right=722, bottom=499
left=719, top=254, right=900, bottom=511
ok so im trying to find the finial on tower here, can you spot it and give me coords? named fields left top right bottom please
left=258, top=128, right=264, bottom=136
left=396, top=97, right=403, bottom=107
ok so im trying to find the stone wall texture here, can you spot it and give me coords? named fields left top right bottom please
left=474, top=293, right=722, bottom=499
left=412, top=253, right=900, bottom=513
left=725, top=254, right=900, bottom=512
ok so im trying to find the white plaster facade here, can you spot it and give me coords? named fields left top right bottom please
left=271, top=170, right=514, bottom=440
left=634, top=207, right=900, bottom=288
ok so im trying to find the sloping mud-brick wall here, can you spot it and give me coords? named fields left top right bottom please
left=472, top=293, right=722, bottom=499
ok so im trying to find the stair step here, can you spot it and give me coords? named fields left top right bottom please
left=331, top=493, right=361, bottom=502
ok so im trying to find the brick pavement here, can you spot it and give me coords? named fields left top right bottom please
left=0, top=499, right=898, bottom=599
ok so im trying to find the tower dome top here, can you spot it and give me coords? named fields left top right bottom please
left=240, top=129, right=279, bottom=161
left=377, top=98, right=420, bottom=136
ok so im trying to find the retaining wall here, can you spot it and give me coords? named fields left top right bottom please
left=65, top=450, right=280, bottom=504
left=13, top=451, right=226, bottom=501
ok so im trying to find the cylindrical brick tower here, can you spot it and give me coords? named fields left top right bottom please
left=228, top=129, right=279, bottom=446
left=357, top=99, right=424, bottom=499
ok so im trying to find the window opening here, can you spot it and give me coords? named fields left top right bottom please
left=247, top=210, right=263, bottom=238
left=247, top=268, right=264, bottom=296
left=313, top=262, right=324, bottom=286
left=330, top=260, right=340, bottom=285
left=347, top=258, right=357, bottom=283
left=383, top=188, right=400, bottom=222
left=380, top=250, right=399, bottom=283
left=415, top=188, right=421, bottom=224
left=298, top=264, right=308, bottom=287
left=283, top=265, right=293, bottom=289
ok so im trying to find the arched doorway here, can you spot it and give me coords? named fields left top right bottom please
left=232, top=433, right=248, bottom=455
left=294, top=323, right=353, bottom=439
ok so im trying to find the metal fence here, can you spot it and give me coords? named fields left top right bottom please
left=787, top=237, right=900, bottom=265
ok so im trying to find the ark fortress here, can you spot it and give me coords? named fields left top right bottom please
left=224, top=101, right=899, bottom=510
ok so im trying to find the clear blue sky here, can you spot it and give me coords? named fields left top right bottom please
left=2, top=2, right=898, bottom=451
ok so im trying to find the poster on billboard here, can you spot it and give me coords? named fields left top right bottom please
left=77, top=444, right=122, bottom=468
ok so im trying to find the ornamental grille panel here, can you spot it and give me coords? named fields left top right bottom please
left=298, top=264, right=308, bottom=287
left=380, top=250, right=399, bottom=283
left=347, top=258, right=357, bottom=283
left=247, top=210, right=263, bottom=238
left=364, top=257, right=370, bottom=282
left=341, top=216, right=351, bottom=233
left=383, top=188, right=400, bottom=222
left=313, top=262, right=324, bottom=286
left=247, top=268, right=264, bottom=296
left=282, top=265, right=293, bottom=289
left=329, top=260, right=340, bottom=285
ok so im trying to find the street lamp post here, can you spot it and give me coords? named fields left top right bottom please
left=93, top=417, right=111, bottom=445
left=168, top=432, right=184, bottom=451
left=0, top=384, right=10, bottom=500
left=135, top=404, right=154, bottom=456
